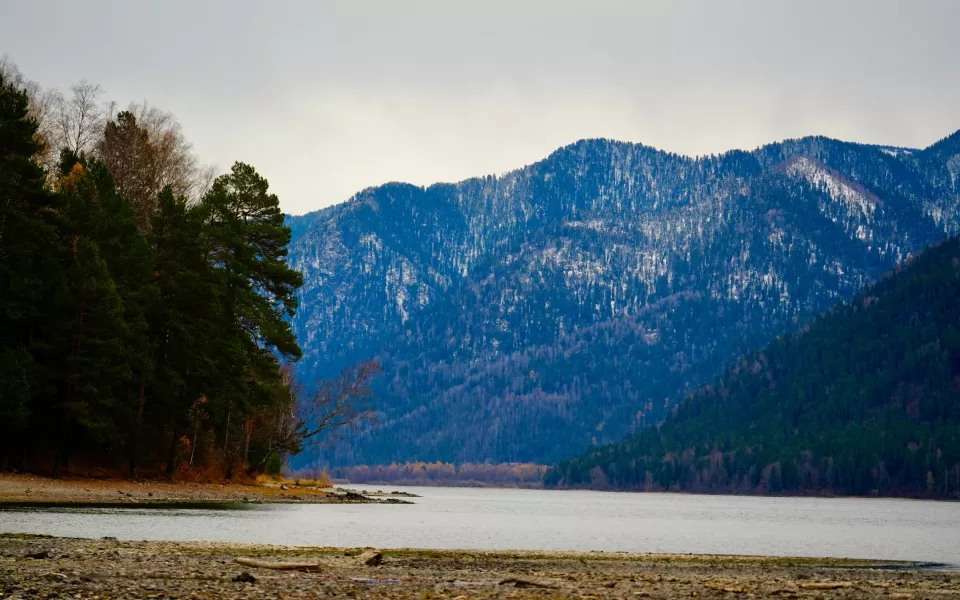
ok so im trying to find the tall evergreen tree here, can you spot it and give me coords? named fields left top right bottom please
left=198, top=163, right=303, bottom=475
left=56, top=235, right=128, bottom=475
left=145, top=187, right=220, bottom=477
left=0, top=72, right=62, bottom=465
left=201, top=162, right=302, bottom=360
left=83, top=160, right=155, bottom=474
left=47, top=159, right=137, bottom=475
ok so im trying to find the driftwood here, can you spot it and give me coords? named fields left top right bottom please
left=799, top=581, right=854, bottom=590
left=499, top=577, right=558, bottom=589
left=234, top=557, right=323, bottom=572
left=704, top=582, right=751, bottom=593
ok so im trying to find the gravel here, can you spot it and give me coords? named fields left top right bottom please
left=1, top=533, right=956, bottom=600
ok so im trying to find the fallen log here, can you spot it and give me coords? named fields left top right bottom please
left=499, top=577, right=558, bottom=589
left=704, top=582, right=751, bottom=593
left=799, top=581, right=853, bottom=590
left=234, top=557, right=323, bottom=572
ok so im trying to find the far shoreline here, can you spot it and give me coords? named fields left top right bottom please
left=337, top=478, right=960, bottom=502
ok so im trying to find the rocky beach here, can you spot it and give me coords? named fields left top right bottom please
left=0, top=533, right=956, bottom=600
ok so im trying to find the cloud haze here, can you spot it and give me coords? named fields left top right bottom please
left=2, top=0, right=959, bottom=214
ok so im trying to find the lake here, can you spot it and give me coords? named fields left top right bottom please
left=2, top=486, right=958, bottom=566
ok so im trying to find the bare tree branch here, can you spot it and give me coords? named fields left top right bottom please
left=58, top=80, right=106, bottom=156
left=287, top=360, right=383, bottom=453
left=298, top=360, right=383, bottom=445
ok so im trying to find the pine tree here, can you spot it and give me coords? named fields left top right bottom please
left=54, top=235, right=129, bottom=475
left=146, top=187, right=220, bottom=477
left=201, top=162, right=302, bottom=360
left=198, top=162, right=303, bottom=475
left=83, top=160, right=155, bottom=475
left=42, top=159, right=134, bottom=475
left=0, top=71, right=62, bottom=465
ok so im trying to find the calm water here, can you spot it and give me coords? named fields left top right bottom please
left=2, top=486, right=958, bottom=566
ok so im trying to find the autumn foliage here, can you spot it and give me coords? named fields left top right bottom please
left=330, top=462, right=546, bottom=487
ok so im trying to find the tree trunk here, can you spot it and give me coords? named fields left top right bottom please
left=243, top=419, right=252, bottom=468
left=165, top=423, right=181, bottom=479
left=53, top=439, right=68, bottom=479
left=189, top=416, right=200, bottom=466
left=58, top=277, right=82, bottom=481
left=130, top=367, right=147, bottom=478
left=223, top=402, right=231, bottom=451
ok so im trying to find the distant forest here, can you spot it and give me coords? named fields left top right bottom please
left=0, top=60, right=372, bottom=479
left=547, top=237, right=960, bottom=498
left=325, top=462, right=547, bottom=488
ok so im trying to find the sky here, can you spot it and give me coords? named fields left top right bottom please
left=2, top=0, right=959, bottom=215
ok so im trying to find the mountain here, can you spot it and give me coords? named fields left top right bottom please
left=545, top=235, right=960, bottom=497
left=286, top=130, right=960, bottom=468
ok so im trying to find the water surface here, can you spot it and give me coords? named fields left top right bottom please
left=2, top=486, right=957, bottom=566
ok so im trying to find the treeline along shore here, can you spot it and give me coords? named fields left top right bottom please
left=0, top=60, right=376, bottom=481
left=322, top=461, right=548, bottom=488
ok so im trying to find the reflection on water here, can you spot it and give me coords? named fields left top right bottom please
left=2, top=487, right=958, bottom=566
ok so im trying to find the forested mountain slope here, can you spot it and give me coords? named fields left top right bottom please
left=287, top=130, right=960, bottom=467
left=546, top=235, right=960, bottom=497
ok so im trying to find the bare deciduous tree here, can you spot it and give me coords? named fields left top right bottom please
left=128, top=102, right=216, bottom=202
left=301, top=359, right=383, bottom=445
left=2, top=57, right=215, bottom=206
left=97, top=110, right=157, bottom=229
left=0, top=55, right=65, bottom=174
left=0, top=55, right=24, bottom=86
left=96, top=102, right=216, bottom=230
left=55, top=80, right=106, bottom=156
left=261, top=360, right=383, bottom=467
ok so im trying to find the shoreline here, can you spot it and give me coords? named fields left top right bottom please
left=0, top=534, right=956, bottom=599
left=0, top=473, right=410, bottom=506
left=4, top=473, right=956, bottom=504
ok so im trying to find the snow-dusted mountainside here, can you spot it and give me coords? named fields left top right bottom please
left=287, top=131, right=960, bottom=467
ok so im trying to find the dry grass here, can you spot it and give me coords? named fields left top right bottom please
left=284, top=467, right=334, bottom=488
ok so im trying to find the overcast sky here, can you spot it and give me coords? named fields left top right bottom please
left=2, top=0, right=959, bottom=214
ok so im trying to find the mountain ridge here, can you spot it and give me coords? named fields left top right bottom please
left=288, top=129, right=958, bottom=219
left=285, top=129, right=960, bottom=468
